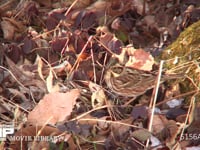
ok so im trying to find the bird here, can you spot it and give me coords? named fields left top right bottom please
left=104, top=64, right=181, bottom=98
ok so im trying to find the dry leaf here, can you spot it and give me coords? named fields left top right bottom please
left=46, top=69, right=53, bottom=92
left=46, top=69, right=60, bottom=93
left=88, top=81, right=106, bottom=108
left=6, top=57, right=46, bottom=93
left=34, top=0, right=52, bottom=7
left=6, top=56, right=32, bottom=86
left=132, top=0, right=149, bottom=15
left=1, top=17, right=25, bottom=40
left=27, top=89, right=80, bottom=126
left=152, top=114, right=168, bottom=135
left=97, top=26, right=123, bottom=54
left=0, top=20, right=15, bottom=40
left=36, top=55, right=45, bottom=81
left=125, top=47, right=154, bottom=71
left=132, top=129, right=151, bottom=142
left=131, top=106, right=148, bottom=120
left=111, top=118, right=133, bottom=141
left=165, top=120, right=181, bottom=148
left=52, top=61, right=72, bottom=73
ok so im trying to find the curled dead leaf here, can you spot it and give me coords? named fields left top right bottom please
left=46, top=69, right=60, bottom=93
left=125, top=47, right=154, bottom=71
left=88, top=81, right=106, bottom=108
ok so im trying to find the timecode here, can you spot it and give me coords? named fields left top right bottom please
left=180, top=133, right=200, bottom=141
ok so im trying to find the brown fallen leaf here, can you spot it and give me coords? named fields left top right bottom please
left=125, top=47, right=154, bottom=71
left=0, top=19, right=15, bottom=40
left=111, top=118, right=133, bottom=143
left=131, top=129, right=152, bottom=142
left=97, top=26, right=124, bottom=54
left=1, top=17, right=25, bottom=40
left=5, top=57, right=46, bottom=91
left=152, top=114, right=168, bottom=135
left=27, top=89, right=80, bottom=126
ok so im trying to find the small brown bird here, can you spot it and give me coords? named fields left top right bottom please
left=104, top=64, right=181, bottom=98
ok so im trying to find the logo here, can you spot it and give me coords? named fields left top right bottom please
left=0, top=124, right=14, bottom=141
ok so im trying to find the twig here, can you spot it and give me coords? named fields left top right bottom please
left=146, top=60, right=164, bottom=148
left=90, top=43, right=97, bottom=83
left=179, top=94, right=196, bottom=141
left=64, top=0, right=79, bottom=16
left=149, top=60, right=164, bottom=108
left=78, top=118, right=141, bottom=129
left=0, top=66, right=26, bottom=89
left=0, top=96, right=29, bottom=113
left=156, top=89, right=199, bottom=106
left=69, top=105, right=109, bottom=122
left=93, top=36, right=115, bottom=55
left=69, top=36, right=93, bottom=74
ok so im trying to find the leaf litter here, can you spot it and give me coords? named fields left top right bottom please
left=0, top=0, right=200, bottom=149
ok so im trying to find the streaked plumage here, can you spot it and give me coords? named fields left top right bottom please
left=104, top=65, right=180, bottom=98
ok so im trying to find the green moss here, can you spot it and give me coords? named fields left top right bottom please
left=159, top=20, right=200, bottom=101
left=160, top=21, right=200, bottom=60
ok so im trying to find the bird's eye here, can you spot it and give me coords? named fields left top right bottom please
left=111, top=66, right=123, bottom=74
